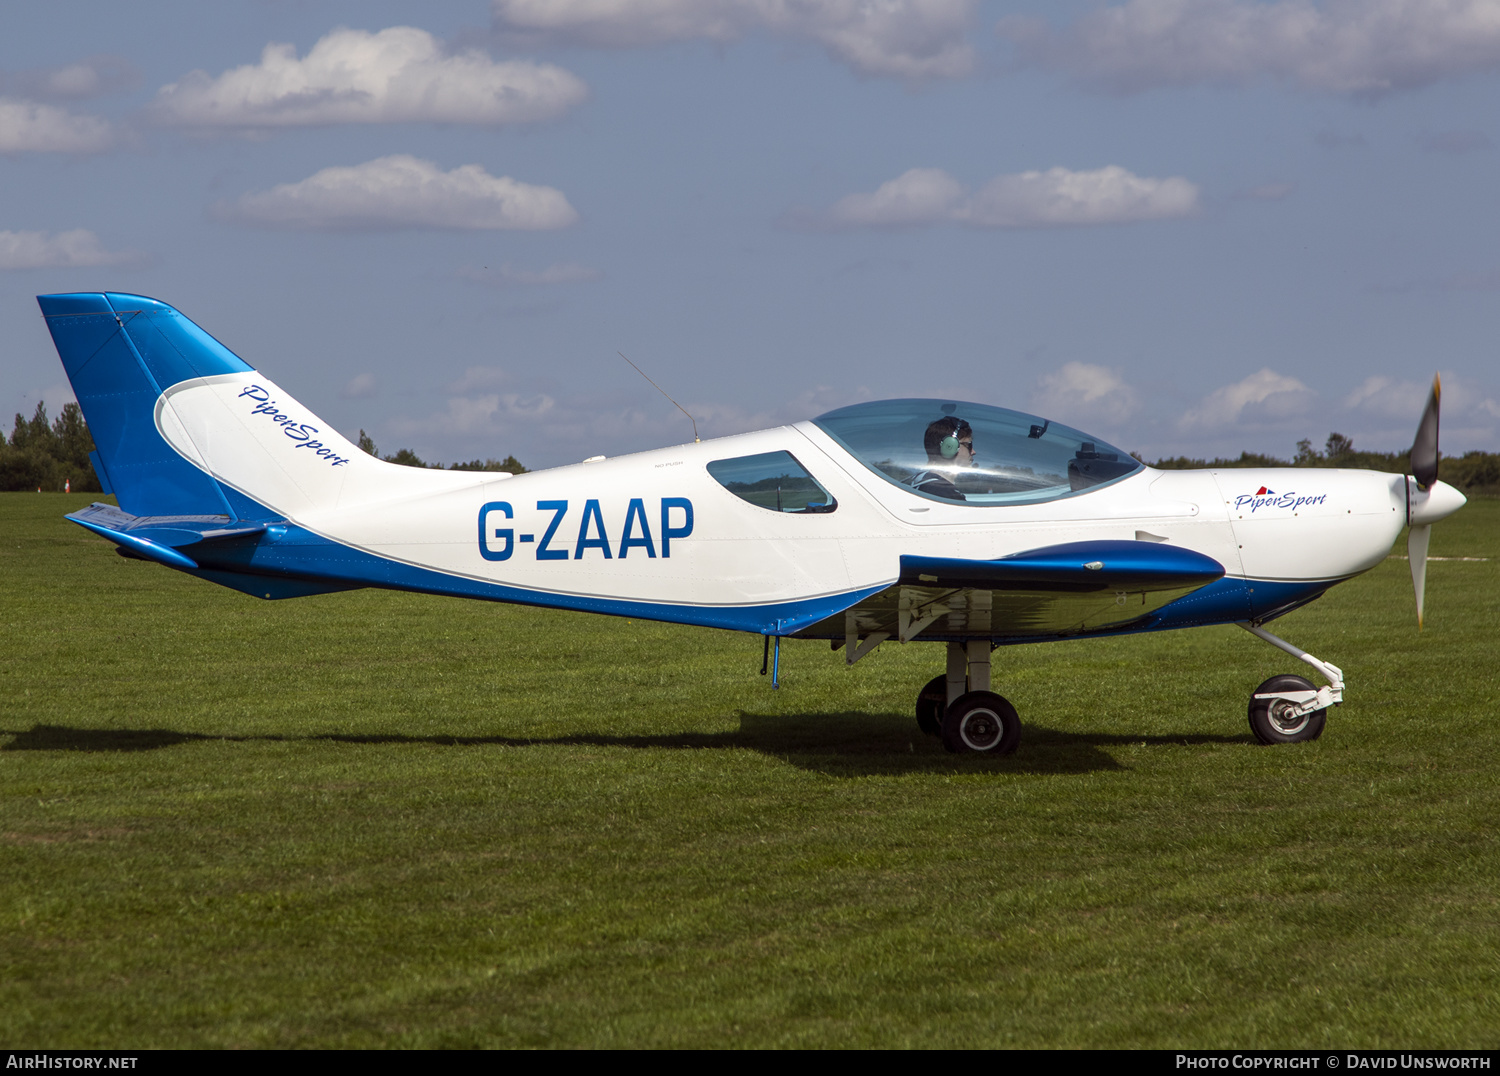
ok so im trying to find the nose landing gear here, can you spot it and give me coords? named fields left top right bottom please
left=913, top=640, right=1021, bottom=755
left=1239, top=623, right=1343, bottom=745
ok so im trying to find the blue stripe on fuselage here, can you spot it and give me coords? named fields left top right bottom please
left=1147, top=575, right=1334, bottom=628
left=184, top=509, right=883, bottom=636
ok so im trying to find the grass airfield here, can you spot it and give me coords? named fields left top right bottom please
left=2, top=491, right=1497, bottom=1049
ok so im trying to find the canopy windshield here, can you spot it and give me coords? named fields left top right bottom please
left=813, top=399, right=1142, bottom=506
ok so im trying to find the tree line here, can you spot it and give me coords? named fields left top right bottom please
left=354, top=430, right=526, bottom=475
left=4, top=401, right=1497, bottom=495
left=1148, top=431, right=1500, bottom=494
left=1, top=402, right=102, bottom=493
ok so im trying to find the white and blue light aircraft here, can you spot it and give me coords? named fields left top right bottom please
left=39, top=292, right=1467, bottom=754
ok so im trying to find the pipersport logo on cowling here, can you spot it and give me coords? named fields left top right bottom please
left=237, top=385, right=351, bottom=467
left=1234, top=486, right=1327, bottom=513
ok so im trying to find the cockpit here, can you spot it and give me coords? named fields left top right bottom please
left=812, top=399, right=1142, bottom=506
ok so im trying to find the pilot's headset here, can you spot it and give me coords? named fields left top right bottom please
left=937, top=420, right=971, bottom=460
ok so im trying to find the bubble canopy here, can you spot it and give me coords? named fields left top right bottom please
left=812, top=399, right=1142, bottom=506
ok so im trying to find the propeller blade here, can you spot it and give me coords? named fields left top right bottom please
left=1408, top=523, right=1432, bottom=630
left=1411, top=374, right=1441, bottom=490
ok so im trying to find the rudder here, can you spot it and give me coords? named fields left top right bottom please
left=38, top=292, right=249, bottom=518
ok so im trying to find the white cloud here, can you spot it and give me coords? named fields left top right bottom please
left=1331, top=373, right=1500, bottom=453
left=1179, top=368, right=1312, bottom=431
left=447, top=367, right=511, bottom=394
left=395, top=391, right=557, bottom=438
left=340, top=372, right=377, bottom=400
left=152, top=26, right=587, bottom=128
left=0, top=229, right=140, bottom=270
left=221, top=155, right=579, bottom=231
left=1000, top=0, right=1500, bottom=96
left=492, top=0, right=977, bottom=80
left=1031, top=362, right=1141, bottom=426
left=4, top=56, right=139, bottom=101
left=826, top=168, right=966, bottom=228
left=824, top=165, right=1199, bottom=229
left=963, top=166, right=1199, bottom=227
left=0, top=97, right=114, bottom=153
left=458, top=262, right=602, bottom=287
left=667, top=384, right=882, bottom=438
left=1345, top=374, right=1426, bottom=419
left=392, top=375, right=877, bottom=464
left=1346, top=373, right=1500, bottom=426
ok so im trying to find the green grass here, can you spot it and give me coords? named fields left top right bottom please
left=2, top=491, right=1498, bottom=1048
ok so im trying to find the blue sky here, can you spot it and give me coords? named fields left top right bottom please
left=4, top=0, right=1499, bottom=470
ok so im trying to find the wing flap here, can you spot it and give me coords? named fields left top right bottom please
left=803, top=540, right=1225, bottom=641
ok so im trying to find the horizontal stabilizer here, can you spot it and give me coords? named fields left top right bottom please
left=65, top=502, right=360, bottom=600
left=71, top=516, right=201, bottom=570
left=900, top=540, right=1225, bottom=593
left=67, top=502, right=266, bottom=549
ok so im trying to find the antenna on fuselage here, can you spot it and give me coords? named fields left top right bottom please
left=618, top=351, right=699, bottom=442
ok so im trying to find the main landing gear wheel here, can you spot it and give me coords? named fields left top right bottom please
left=1248, top=674, right=1328, bottom=745
left=915, top=675, right=946, bottom=737
left=942, top=691, right=1021, bottom=756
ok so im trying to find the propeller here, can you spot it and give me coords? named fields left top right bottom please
left=1407, top=375, right=1441, bottom=629
left=1411, top=375, right=1440, bottom=491
left=1408, top=519, right=1431, bottom=629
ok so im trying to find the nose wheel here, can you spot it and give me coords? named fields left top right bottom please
left=1248, top=674, right=1328, bottom=744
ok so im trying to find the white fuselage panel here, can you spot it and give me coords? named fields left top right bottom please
left=157, top=373, right=1412, bottom=611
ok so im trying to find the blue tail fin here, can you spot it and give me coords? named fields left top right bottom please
left=37, top=292, right=250, bottom=518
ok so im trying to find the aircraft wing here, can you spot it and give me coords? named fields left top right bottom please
left=801, top=540, right=1226, bottom=644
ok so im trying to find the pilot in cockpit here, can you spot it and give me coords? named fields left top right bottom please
left=908, top=416, right=974, bottom=501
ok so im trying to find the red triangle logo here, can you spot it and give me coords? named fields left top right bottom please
left=1255, top=486, right=1273, bottom=495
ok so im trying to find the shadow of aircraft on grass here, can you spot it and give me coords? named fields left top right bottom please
left=0, top=714, right=1254, bottom=776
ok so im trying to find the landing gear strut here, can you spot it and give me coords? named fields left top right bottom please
left=913, top=641, right=1020, bottom=755
left=1238, top=622, right=1343, bottom=745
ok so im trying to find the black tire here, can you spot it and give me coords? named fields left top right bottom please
left=941, top=691, right=1021, bottom=755
left=915, top=675, right=947, bottom=737
left=1248, top=674, right=1328, bottom=745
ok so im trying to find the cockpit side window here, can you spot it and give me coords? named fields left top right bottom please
left=706, top=451, right=837, bottom=514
